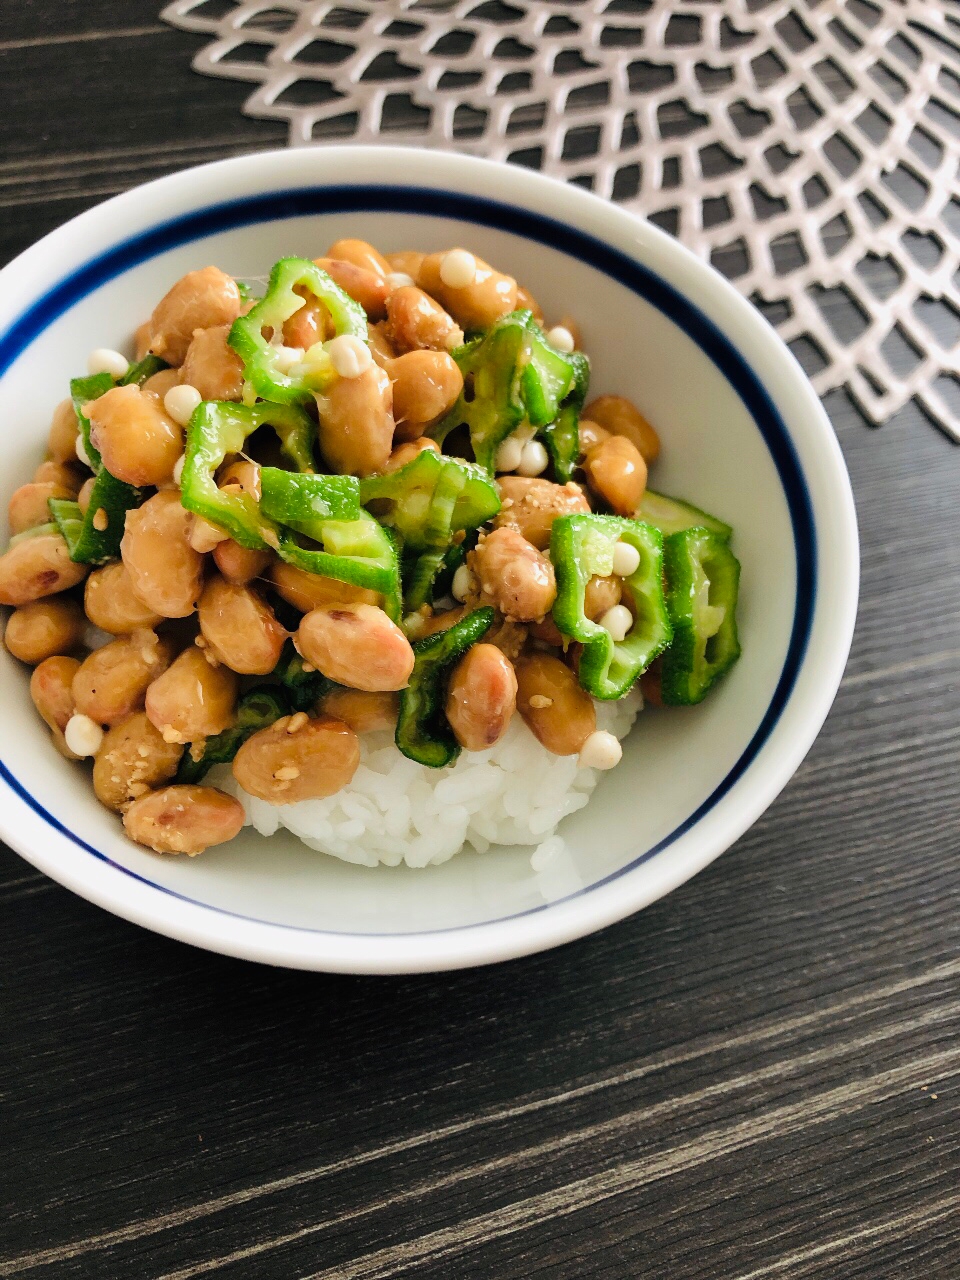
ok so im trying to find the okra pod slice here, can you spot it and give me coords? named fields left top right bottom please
left=660, top=527, right=741, bottom=705
left=396, top=606, right=494, bottom=767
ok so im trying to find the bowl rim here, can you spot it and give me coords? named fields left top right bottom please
left=0, top=146, right=859, bottom=972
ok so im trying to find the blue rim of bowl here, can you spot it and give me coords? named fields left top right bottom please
left=0, top=184, right=816, bottom=938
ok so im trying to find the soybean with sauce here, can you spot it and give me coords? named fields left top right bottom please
left=1, top=242, right=741, bottom=856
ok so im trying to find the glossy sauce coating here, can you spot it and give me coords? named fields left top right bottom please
left=471, top=527, right=557, bottom=623
left=0, top=534, right=89, bottom=607
left=144, top=645, right=238, bottom=743
left=315, top=362, right=394, bottom=477
left=121, top=491, right=204, bottom=618
left=515, top=653, right=597, bottom=756
left=93, top=712, right=184, bottom=812
left=73, top=632, right=175, bottom=727
left=232, top=714, right=361, bottom=804
left=84, top=562, right=164, bottom=635
left=494, top=476, right=591, bottom=550
left=297, top=604, right=415, bottom=692
left=179, top=325, right=244, bottom=402
left=87, top=384, right=183, bottom=488
left=123, top=785, right=245, bottom=854
left=445, top=643, right=518, bottom=751
left=148, top=266, right=242, bottom=366
left=4, top=597, right=85, bottom=664
left=198, top=577, right=287, bottom=675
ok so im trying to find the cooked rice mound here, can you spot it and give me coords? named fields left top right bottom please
left=219, top=691, right=641, bottom=869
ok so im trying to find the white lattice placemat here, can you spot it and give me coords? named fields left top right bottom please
left=162, top=0, right=960, bottom=438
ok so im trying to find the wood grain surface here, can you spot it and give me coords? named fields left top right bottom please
left=1, top=5, right=958, bottom=1278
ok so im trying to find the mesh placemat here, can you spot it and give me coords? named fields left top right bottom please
left=162, top=0, right=960, bottom=439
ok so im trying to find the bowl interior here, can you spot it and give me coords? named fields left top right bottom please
left=0, top=197, right=801, bottom=939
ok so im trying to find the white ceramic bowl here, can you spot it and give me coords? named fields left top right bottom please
left=0, top=147, right=858, bottom=972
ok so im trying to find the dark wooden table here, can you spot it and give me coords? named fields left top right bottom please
left=2, top=7, right=959, bottom=1278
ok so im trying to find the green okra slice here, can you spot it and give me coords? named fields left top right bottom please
left=396, top=606, right=495, bottom=767
left=539, top=349, right=589, bottom=484
left=635, top=490, right=733, bottom=542
left=48, top=473, right=147, bottom=566
left=660, top=527, right=741, bottom=705
left=273, top=641, right=334, bottom=713
left=121, top=354, right=169, bottom=386
left=69, top=372, right=115, bottom=472
left=550, top=513, right=672, bottom=700
left=359, top=448, right=500, bottom=611
left=228, top=256, right=368, bottom=406
left=180, top=400, right=315, bottom=551
left=264, top=499, right=403, bottom=623
left=432, top=310, right=589, bottom=481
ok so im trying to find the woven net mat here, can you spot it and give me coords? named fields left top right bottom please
left=162, top=0, right=960, bottom=438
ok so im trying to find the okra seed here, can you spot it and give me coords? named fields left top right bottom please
left=163, top=383, right=202, bottom=427
left=402, top=612, right=427, bottom=640
left=327, top=334, right=373, bottom=380
left=386, top=272, right=415, bottom=291
left=272, top=345, right=304, bottom=374
left=495, top=436, right=523, bottom=473
left=578, top=729, right=622, bottom=770
left=64, top=713, right=104, bottom=758
left=451, top=565, right=476, bottom=603
left=546, top=325, right=575, bottom=353
left=87, top=347, right=130, bottom=379
left=611, top=540, right=641, bottom=577
left=517, top=440, right=549, bottom=478
left=172, top=453, right=186, bottom=487
left=75, top=433, right=95, bottom=469
left=439, top=249, right=477, bottom=289
left=598, top=604, right=633, bottom=642
left=189, top=515, right=229, bottom=553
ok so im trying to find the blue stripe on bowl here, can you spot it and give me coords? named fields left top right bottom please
left=0, top=185, right=816, bottom=938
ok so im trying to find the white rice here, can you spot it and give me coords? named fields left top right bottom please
left=216, top=690, right=641, bottom=871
